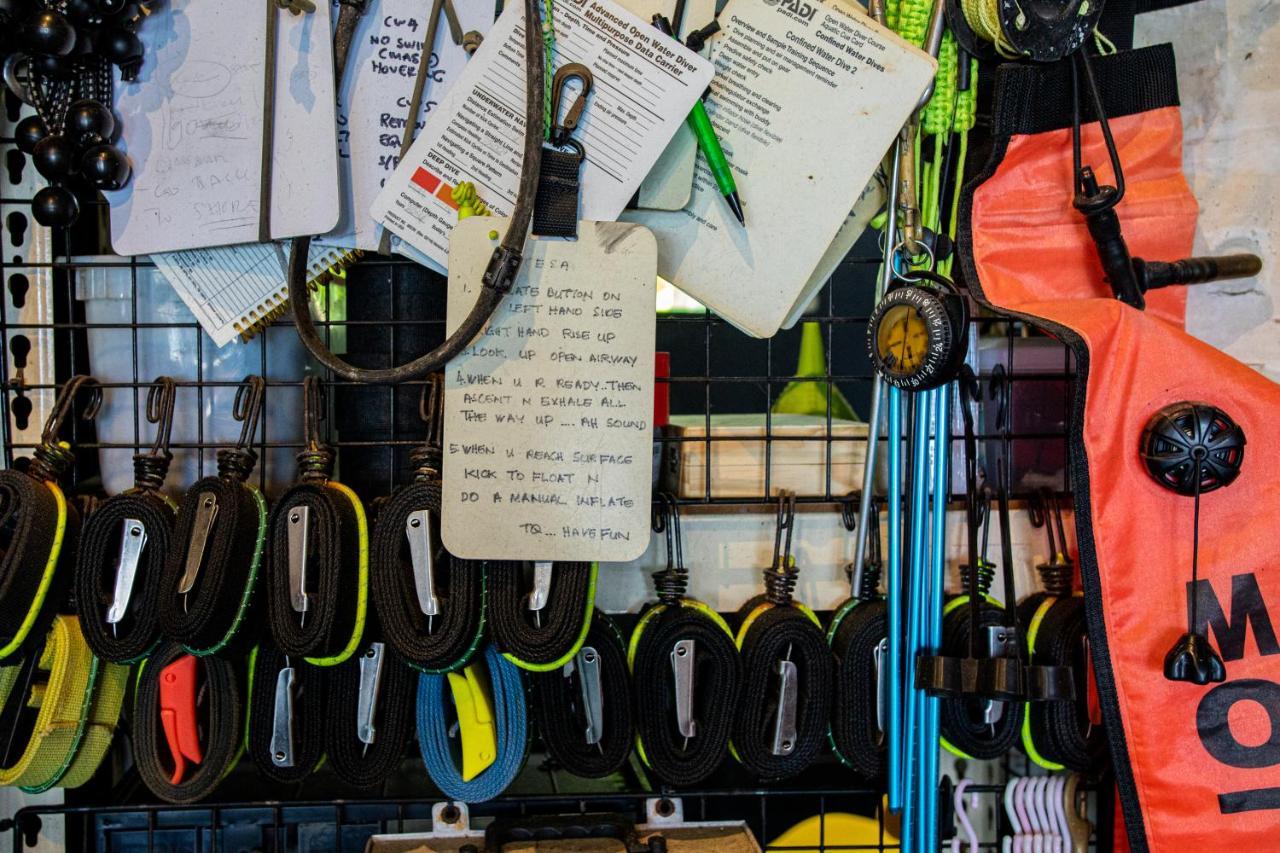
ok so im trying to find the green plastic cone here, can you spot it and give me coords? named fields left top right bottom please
left=771, top=322, right=860, bottom=421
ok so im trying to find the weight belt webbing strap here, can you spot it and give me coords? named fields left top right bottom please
left=0, top=474, right=76, bottom=663
left=733, top=604, right=833, bottom=780
left=160, top=461, right=268, bottom=656
left=530, top=610, right=633, bottom=779
left=246, top=645, right=327, bottom=784
left=0, top=615, right=127, bottom=791
left=828, top=597, right=889, bottom=779
left=488, top=561, right=596, bottom=670
left=1022, top=595, right=1100, bottom=771
left=628, top=600, right=741, bottom=786
left=75, top=489, right=176, bottom=663
left=266, top=480, right=368, bottom=666
left=937, top=596, right=1024, bottom=760
left=324, top=633, right=416, bottom=788
left=132, top=642, right=244, bottom=803
left=417, top=644, right=527, bottom=803
left=369, top=481, right=485, bottom=672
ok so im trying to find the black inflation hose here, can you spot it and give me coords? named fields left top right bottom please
left=286, top=0, right=545, bottom=384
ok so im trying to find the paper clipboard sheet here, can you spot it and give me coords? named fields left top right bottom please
left=616, top=0, right=718, bottom=211
left=371, top=0, right=715, bottom=272
left=106, top=1, right=340, bottom=256
left=781, top=173, right=886, bottom=328
left=624, top=0, right=935, bottom=338
left=326, top=0, right=496, bottom=252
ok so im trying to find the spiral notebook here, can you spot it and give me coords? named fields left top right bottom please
left=151, top=242, right=358, bottom=347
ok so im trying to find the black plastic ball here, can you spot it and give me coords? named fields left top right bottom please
left=100, top=0, right=131, bottom=16
left=99, top=26, right=142, bottom=67
left=21, top=10, right=77, bottom=56
left=14, top=114, right=48, bottom=155
left=30, top=52, right=76, bottom=80
left=31, top=185, right=80, bottom=228
left=0, top=0, right=31, bottom=28
left=80, top=144, right=131, bottom=190
left=32, top=134, right=76, bottom=180
left=65, top=0, right=105, bottom=25
left=66, top=99, right=116, bottom=148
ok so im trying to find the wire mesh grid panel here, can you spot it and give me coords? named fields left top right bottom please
left=2, top=86, right=1091, bottom=853
left=0, top=244, right=1075, bottom=511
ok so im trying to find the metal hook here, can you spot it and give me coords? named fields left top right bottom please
left=145, top=377, right=178, bottom=458
left=1028, top=488, right=1057, bottom=559
left=668, top=493, right=684, bottom=572
left=840, top=491, right=859, bottom=532
left=232, top=376, right=267, bottom=452
left=549, top=63, right=594, bottom=148
left=41, top=375, right=102, bottom=446
left=772, top=490, right=797, bottom=569
left=988, top=364, right=1010, bottom=436
left=420, top=374, right=445, bottom=451
left=301, top=376, right=326, bottom=452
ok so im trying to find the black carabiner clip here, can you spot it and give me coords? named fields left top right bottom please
left=549, top=63, right=594, bottom=152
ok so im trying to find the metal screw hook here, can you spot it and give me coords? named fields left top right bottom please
left=144, top=376, right=178, bottom=459
left=40, top=375, right=102, bottom=446
left=232, top=375, right=267, bottom=452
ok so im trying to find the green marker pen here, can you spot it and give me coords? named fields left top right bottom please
left=652, top=14, right=745, bottom=226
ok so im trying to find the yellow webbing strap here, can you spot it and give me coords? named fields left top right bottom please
left=0, top=616, right=118, bottom=788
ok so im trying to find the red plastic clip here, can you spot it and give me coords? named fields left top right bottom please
left=159, top=654, right=203, bottom=785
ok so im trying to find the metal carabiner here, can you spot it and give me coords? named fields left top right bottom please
left=549, top=63, right=594, bottom=149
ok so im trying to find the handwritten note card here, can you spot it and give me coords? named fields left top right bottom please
left=442, top=218, right=656, bottom=562
left=106, top=0, right=340, bottom=256
left=326, top=0, right=495, bottom=252
left=371, top=0, right=714, bottom=271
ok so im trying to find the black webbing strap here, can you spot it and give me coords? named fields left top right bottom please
left=132, top=643, right=243, bottom=804
left=630, top=603, right=741, bottom=786
left=246, top=645, right=326, bottom=784
left=324, top=632, right=416, bottom=788
left=266, top=481, right=363, bottom=661
left=161, top=374, right=268, bottom=657
left=0, top=472, right=69, bottom=660
left=0, top=376, right=99, bottom=662
left=733, top=605, right=833, bottom=780
left=937, top=599, right=1024, bottom=759
left=75, top=377, right=179, bottom=664
left=160, top=470, right=265, bottom=656
left=76, top=492, right=174, bottom=663
left=1024, top=596, right=1100, bottom=770
left=488, top=561, right=594, bottom=668
left=370, top=481, right=485, bottom=672
left=828, top=598, right=888, bottom=779
left=531, top=610, right=632, bottom=779
left=532, top=146, right=583, bottom=238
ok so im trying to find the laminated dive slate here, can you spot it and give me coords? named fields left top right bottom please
left=623, top=0, right=935, bottom=338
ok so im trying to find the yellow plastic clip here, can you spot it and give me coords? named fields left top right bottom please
left=446, top=663, right=497, bottom=781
